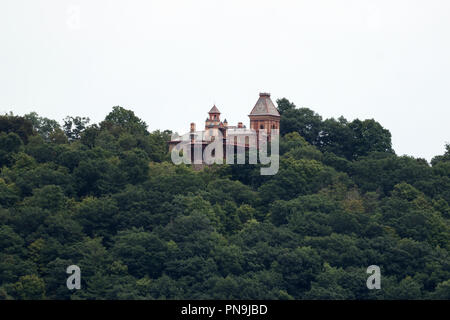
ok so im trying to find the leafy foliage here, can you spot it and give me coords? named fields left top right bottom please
left=0, top=103, right=448, bottom=300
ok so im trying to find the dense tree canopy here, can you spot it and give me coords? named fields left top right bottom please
left=278, top=98, right=394, bottom=160
left=0, top=102, right=448, bottom=300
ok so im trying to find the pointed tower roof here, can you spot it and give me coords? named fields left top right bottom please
left=249, top=93, right=280, bottom=117
left=208, top=105, right=221, bottom=114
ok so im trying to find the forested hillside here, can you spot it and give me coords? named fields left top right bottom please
left=0, top=101, right=449, bottom=300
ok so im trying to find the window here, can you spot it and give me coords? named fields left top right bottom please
left=260, top=124, right=264, bottom=129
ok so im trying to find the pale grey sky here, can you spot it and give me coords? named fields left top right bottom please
left=1, top=0, right=449, bottom=161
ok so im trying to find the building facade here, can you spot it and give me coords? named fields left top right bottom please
left=169, top=92, right=280, bottom=162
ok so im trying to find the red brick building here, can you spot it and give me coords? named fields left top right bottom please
left=169, top=92, right=280, bottom=161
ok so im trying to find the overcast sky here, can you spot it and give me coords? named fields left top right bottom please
left=1, top=0, right=449, bottom=161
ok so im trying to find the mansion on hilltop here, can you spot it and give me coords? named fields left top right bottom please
left=168, top=92, right=280, bottom=160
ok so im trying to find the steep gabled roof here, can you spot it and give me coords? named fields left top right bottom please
left=208, top=105, right=221, bottom=114
left=249, top=93, right=280, bottom=117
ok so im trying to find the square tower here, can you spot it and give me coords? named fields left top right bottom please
left=248, top=92, right=280, bottom=139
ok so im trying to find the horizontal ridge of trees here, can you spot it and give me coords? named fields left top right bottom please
left=0, top=101, right=448, bottom=300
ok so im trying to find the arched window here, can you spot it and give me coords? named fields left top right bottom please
left=260, top=124, right=264, bottom=129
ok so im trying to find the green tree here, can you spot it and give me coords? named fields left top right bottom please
left=0, top=132, right=23, bottom=166
left=101, top=106, right=148, bottom=135
left=13, top=275, right=46, bottom=300
left=24, top=112, right=61, bottom=141
left=0, top=114, right=34, bottom=143
left=63, top=116, right=90, bottom=141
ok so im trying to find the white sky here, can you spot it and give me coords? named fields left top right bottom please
left=1, top=0, right=449, bottom=161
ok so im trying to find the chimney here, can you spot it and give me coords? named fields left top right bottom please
left=190, top=122, right=196, bottom=132
left=238, top=122, right=243, bottom=128
left=259, top=92, right=270, bottom=97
